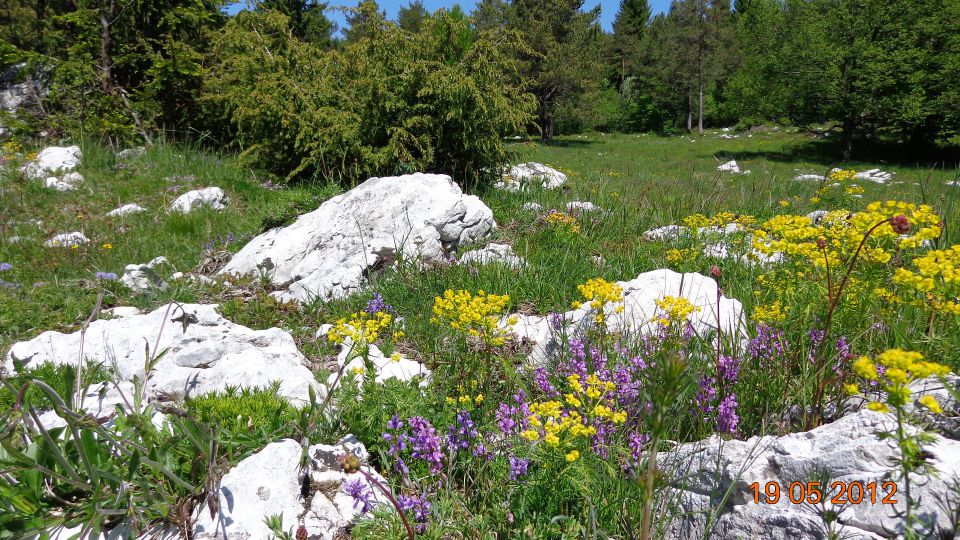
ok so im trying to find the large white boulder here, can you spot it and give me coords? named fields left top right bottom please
left=661, top=410, right=960, bottom=539
left=505, top=269, right=746, bottom=365
left=495, top=162, right=567, bottom=192
left=20, top=145, right=82, bottom=180
left=193, top=436, right=387, bottom=540
left=4, top=304, right=321, bottom=405
left=220, top=173, right=495, bottom=303
left=169, top=187, right=227, bottom=213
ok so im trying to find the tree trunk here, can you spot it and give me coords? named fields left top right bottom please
left=686, top=93, right=693, bottom=132
left=98, top=0, right=114, bottom=93
left=540, top=106, right=554, bottom=141
left=698, top=79, right=704, bottom=133
left=841, top=117, right=855, bottom=160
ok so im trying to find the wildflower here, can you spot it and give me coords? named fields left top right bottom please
left=716, top=394, right=739, bottom=434
left=889, top=214, right=910, bottom=235
left=365, top=292, right=393, bottom=315
left=509, top=456, right=530, bottom=480
left=327, top=310, right=393, bottom=347
left=575, top=278, right=625, bottom=324
left=94, top=271, right=118, bottom=280
left=565, top=450, right=580, bottom=462
left=544, top=210, right=581, bottom=233
left=397, top=493, right=432, bottom=533
left=448, top=411, right=479, bottom=452
left=752, top=301, right=787, bottom=325
left=0, top=263, right=11, bottom=271
left=390, top=351, right=402, bottom=362
left=710, top=265, right=722, bottom=278
left=407, top=416, right=444, bottom=474
left=654, top=296, right=700, bottom=324
left=101, top=243, right=112, bottom=250
left=342, top=478, right=373, bottom=513
left=779, top=200, right=790, bottom=208
left=844, top=383, right=859, bottom=395
left=867, top=402, right=890, bottom=413
left=431, top=289, right=511, bottom=345
left=918, top=395, right=943, bottom=414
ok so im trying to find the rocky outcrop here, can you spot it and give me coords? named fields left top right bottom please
left=121, top=256, right=170, bottom=292
left=505, top=269, right=746, bottom=365
left=5, top=303, right=322, bottom=405
left=220, top=173, right=495, bottom=303
left=661, top=409, right=960, bottom=539
left=193, top=436, right=388, bottom=540
left=169, top=187, right=227, bottom=213
left=495, top=163, right=567, bottom=192
left=21, top=146, right=82, bottom=180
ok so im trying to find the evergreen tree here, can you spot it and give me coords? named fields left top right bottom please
left=344, top=0, right=386, bottom=43
left=256, top=0, right=337, bottom=46
left=470, top=0, right=509, bottom=33
left=611, top=0, right=650, bottom=85
left=398, top=0, right=429, bottom=33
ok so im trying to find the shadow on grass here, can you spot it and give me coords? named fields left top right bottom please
left=734, top=137, right=960, bottom=171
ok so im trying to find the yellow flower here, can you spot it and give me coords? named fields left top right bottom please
left=779, top=200, right=790, bottom=208
left=431, top=289, right=511, bottom=345
left=474, top=393, right=484, bottom=405
left=576, top=277, right=624, bottom=325
left=521, top=430, right=539, bottom=441
left=654, top=296, right=700, bottom=324
left=390, top=351, right=402, bottom=362
left=844, top=383, right=859, bottom=395
left=809, top=197, right=821, bottom=204
left=101, top=243, right=112, bottom=250
left=70, top=245, right=79, bottom=250
left=918, top=395, right=943, bottom=414
left=544, top=433, right=560, bottom=446
left=852, top=356, right=878, bottom=380
left=351, top=366, right=365, bottom=376
left=866, top=402, right=890, bottom=413
left=752, top=301, right=787, bottom=325
left=565, top=450, right=580, bottom=462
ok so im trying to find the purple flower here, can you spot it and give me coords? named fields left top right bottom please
left=749, top=324, right=786, bottom=367
left=387, top=415, right=404, bottom=431
left=398, top=493, right=432, bottom=533
left=496, top=403, right=517, bottom=434
left=717, top=393, right=739, bottom=434
left=508, top=456, right=529, bottom=480
left=0, top=263, right=11, bottom=271
left=448, top=410, right=478, bottom=452
left=717, top=355, right=740, bottom=384
left=365, top=292, right=393, bottom=314
left=95, top=271, right=118, bottom=280
left=533, top=367, right=557, bottom=397
left=696, top=376, right=717, bottom=414
left=343, top=477, right=373, bottom=513
left=407, top=416, right=444, bottom=474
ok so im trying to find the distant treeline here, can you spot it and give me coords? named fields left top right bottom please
left=2, top=0, right=958, bottom=180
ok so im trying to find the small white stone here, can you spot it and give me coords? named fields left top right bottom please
left=106, top=203, right=146, bottom=217
left=44, top=231, right=89, bottom=247
left=169, top=187, right=227, bottom=213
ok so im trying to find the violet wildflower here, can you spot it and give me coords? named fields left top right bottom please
left=695, top=376, right=717, bottom=414
left=0, top=263, right=11, bottom=271
left=343, top=477, right=374, bottom=513
left=717, top=355, right=740, bottom=384
left=407, top=416, right=444, bottom=474
left=508, top=456, right=530, bottom=480
left=496, top=403, right=518, bottom=434
left=448, top=410, right=478, bottom=452
left=365, top=292, right=393, bottom=314
left=533, top=367, right=557, bottom=397
left=807, top=328, right=826, bottom=363
left=716, top=393, right=739, bottom=434
left=748, top=324, right=786, bottom=367
left=398, top=493, right=432, bottom=533
left=95, top=271, right=118, bottom=280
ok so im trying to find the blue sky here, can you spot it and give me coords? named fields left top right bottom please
left=226, top=0, right=673, bottom=33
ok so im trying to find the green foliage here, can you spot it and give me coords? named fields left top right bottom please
left=203, top=7, right=535, bottom=186
left=256, top=0, right=337, bottom=46
left=0, top=362, right=113, bottom=412
left=397, top=0, right=430, bottom=33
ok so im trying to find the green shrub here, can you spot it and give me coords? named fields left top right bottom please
left=0, top=362, right=112, bottom=412
left=203, top=8, right=536, bottom=188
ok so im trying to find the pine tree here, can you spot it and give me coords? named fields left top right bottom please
left=611, top=0, right=650, bottom=84
left=256, top=0, right=337, bottom=46
left=398, top=0, right=429, bottom=33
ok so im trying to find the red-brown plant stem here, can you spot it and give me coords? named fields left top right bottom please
left=807, top=218, right=892, bottom=429
left=359, top=468, right=415, bottom=540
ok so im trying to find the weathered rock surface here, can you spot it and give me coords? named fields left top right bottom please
left=169, top=187, right=226, bottom=213
left=522, top=202, right=544, bottom=212
left=20, top=145, right=81, bottom=180
left=566, top=201, right=601, bottom=213
left=220, top=173, right=495, bottom=303
left=853, top=168, right=893, bottom=184
left=35, top=381, right=164, bottom=431
left=44, top=231, right=89, bottom=248
left=505, top=269, right=745, bottom=365
left=121, top=256, right=170, bottom=292
left=793, top=174, right=826, bottom=182
left=459, top=243, right=526, bottom=269
left=5, top=304, right=321, bottom=405
left=661, top=409, right=960, bottom=539
left=717, top=160, right=750, bottom=174
left=43, top=171, right=83, bottom=191
left=495, top=162, right=566, bottom=192
left=193, top=436, right=387, bottom=540
left=106, top=203, right=147, bottom=217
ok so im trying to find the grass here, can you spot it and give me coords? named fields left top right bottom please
left=2, top=128, right=960, bottom=537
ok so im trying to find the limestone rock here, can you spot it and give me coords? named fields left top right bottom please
left=661, top=410, right=960, bottom=539
left=566, top=201, right=601, bottom=213
left=495, top=162, right=566, bottom=192
left=44, top=231, right=89, bottom=248
left=5, top=304, right=322, bottom=405
left=102, top=306, right=142, bottom=318
left=853, top=168, right=893, bottom=184
left=459, top=243, right=526, bottom=269
left=318, top=326, right=430, bottom=389
left=106, top=203, right=146, bottom=217
left=170, top=187, right=227, bottom=213
left=220, top=173, right=495, bottom=303
left=505, top=269, right=746, bottom=365
left=522, top=202, right=544, bottom=212
left=193, top=436, right=387, bottom=540
left=20, top=145, right=81, bottom=180
left=794, top=174, right=826, bottom=182
left=116, top=146, right=146, bottom=160
left=121, top=256, right=170, bottom=292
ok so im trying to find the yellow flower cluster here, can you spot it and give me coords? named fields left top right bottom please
left=850, top=349, right=950, bottom=413
left=1, top=140, right=22, bottom=158
left=665, top=248, right=690, bottom=263
left=893, top=245, right=960, bottom=315
left=829, top=169, right=858, bottom=183
left=572, top=277, right=625, bottom=325
left=752, top=201, right=941, bottom=269
left=431, top=289, right=512, bottom=345
left=545, top=211, right=581, bottom=233
left=845, top=185, right=865, bottom=195
left=654, top=296, right=700, bottom=326
left=445, top=392, right=485, bottom=407
left=752, top=300, right=788, bottom=325
left=327, top=311, right=393, bottom=346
